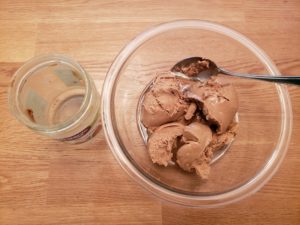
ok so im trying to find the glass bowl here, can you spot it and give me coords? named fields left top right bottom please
left=101, top=20, right=292, bottom=207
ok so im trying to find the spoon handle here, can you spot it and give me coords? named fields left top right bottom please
left=219, top=68, right=300, bottom=85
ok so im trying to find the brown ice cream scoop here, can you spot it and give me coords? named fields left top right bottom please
left=176, top=142, right=210, bottom=179
left=147, top=122, right=184, bottom=166
left=141, top=75, right=188, bottom=129
left=185, top=81, right=238, bottom=133
left=176, top=122, right=212, bottom=179
left=182, top=121, right=212, bottom=146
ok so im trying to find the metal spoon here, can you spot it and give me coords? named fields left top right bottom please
left=171, top=56, right=300, bottom=85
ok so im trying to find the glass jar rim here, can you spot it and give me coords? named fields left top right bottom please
left=8, top=54, right=92, bottom=134
left=101, top=20, right=293, bottom=207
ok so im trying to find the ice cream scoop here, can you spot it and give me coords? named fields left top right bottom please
left=176, top=122, right=213, bottom=179
left=176, top=142, right=209, bottom=178
left=185, top=81, right=238, bottom=133
left=182, top=121, right=212, bottom=146
left=147, top=122, right=185, bottom=166
left=141, top=75, right=189, bottom=129
left=172, top=56, right=300, bottom=85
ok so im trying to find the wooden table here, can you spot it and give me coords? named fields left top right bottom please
left=0, top=1, right=299, bottom=224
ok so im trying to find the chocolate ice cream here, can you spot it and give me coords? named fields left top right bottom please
left=185, top=80, right=238, bottom=133
left=147, top=122, right=184, bottom=166
left=182, top=121, right=212, bottom=146
left=141, top=75, right=189, bottom=130
left=177, top=122, right=213, bottom=179
left=141, top=71, right=239, bottom=179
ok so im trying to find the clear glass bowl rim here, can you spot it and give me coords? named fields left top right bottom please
left=101, top=20, right=292, bottom=207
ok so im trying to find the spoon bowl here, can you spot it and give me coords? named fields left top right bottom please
left=171, top=56, right=218, bottom=80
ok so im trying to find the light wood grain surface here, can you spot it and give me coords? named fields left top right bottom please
left=0, top=1, right=300, bottom=225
